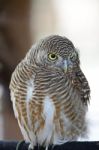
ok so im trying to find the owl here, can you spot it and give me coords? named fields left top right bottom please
left=9, top=35, right=90, bottom=150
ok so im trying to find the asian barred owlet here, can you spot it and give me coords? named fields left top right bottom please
left=9, top=35, right=90, bottom=150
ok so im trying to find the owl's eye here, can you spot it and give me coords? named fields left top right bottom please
left=48, top=53, right=58, bottom=61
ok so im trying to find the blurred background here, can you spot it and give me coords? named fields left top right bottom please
left=0, top=0, right=99, bottom=141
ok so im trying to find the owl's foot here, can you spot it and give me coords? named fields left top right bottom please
left=16, top=140, right=25, bottom=150
left=28, top=143, right=34, bottom=150
left=45, top=146, right=48, bottom=150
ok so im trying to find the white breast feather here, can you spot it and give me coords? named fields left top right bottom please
left=38, top=96, right=55, bottom=145
left=10, top=91, right=18, bottom=118
left=26, top=78, right=37, bottom=144
left=26, top=78, right=35, bottom=128
left=26, top=78, right=35, bottom=102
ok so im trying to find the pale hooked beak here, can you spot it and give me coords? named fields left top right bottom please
left=63, top=60, right=67, bottom=73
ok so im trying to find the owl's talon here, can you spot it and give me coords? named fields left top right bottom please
left=28, top=144, right=34, bottom=150
left=28, top=148, right=33, bottom=150
left=16, top=140, right=25, bottom=150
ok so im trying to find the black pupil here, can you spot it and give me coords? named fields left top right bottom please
left=51, top=54, right=56, bottom=58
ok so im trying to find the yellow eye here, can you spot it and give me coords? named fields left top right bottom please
left=48, top=53, right=58, bottom=61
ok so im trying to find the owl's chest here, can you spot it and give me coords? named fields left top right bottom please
left=14, top=77, right=84, bottom=145
left=23, top=75, right=74, bottom=118
left=34, top=75, right=67, bottom=97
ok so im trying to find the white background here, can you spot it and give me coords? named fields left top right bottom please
left=53, top=0, right=99, bottom=141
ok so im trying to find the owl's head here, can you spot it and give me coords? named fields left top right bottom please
left=27, top=35, right=80, bottom=73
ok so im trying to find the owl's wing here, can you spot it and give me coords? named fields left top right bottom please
left=72, top=68, right=90, bottom=105
left=10, top=61, right=36, bottom=142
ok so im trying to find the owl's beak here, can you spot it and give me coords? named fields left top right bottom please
left=63, top=60, right=67, bottom=73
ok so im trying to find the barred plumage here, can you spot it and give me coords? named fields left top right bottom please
left=9, top=35, right=90, bottom=150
